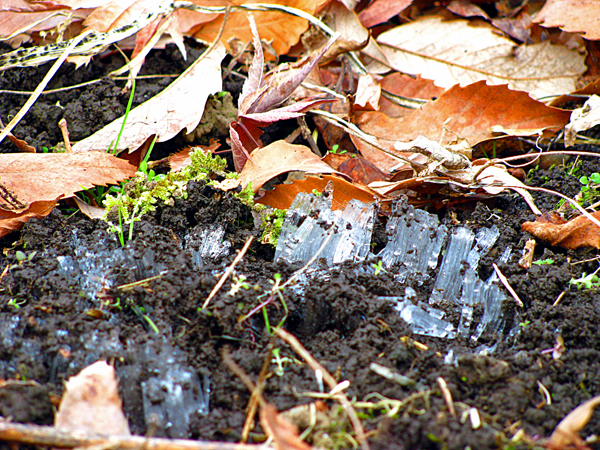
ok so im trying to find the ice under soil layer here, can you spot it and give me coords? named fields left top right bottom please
left=274, top=192, right=511, bottom=341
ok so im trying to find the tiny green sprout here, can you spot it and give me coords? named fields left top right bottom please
left=569, top=272, right=600, bottom=290
left=228, top=274, right=250, bottom=296
left=519, top=320, right=531, bottom=328
left=329, top=144, right=347, bottom=155
left=7, top=298, right=25, bottom=309
left=312, top=189, right=322, bottom=197
left=371, top=260, right=387, bottom=276
left=532, top=258, right=554, bottom=266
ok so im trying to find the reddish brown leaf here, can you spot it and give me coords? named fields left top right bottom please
left=0, top=152, right=136, bottom=205
left=0, top=199, right=58, bottom=238
left=239, top=140, right=338, bottom=192
left=339, top=156, right=388, bottom=185
left=257, top=174, right=385, bottom=211
left=379, top=73, right=445, bottom=118
left=354, top=81, right=571, bottom=172
left=358, top=0, right=412, bottom=28
left=522, top=211, right=600, bottom=249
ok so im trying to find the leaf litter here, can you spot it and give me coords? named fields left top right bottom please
left=3, top=1, right=600, bottom=449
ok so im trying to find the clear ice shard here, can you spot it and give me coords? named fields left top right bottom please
left=274, top=192, right=375, bottom=266
left=141, top=343, right=209, bottom=438
left=378, top=197, right=447, bottom=284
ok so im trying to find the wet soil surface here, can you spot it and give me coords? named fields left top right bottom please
left=2, top=44, right=600, bottom=450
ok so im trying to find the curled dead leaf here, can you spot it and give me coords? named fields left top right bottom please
left=548, top=395, right=600, bottom=449
left=522, top=211, right=600, bottom=250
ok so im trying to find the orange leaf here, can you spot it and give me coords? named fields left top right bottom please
left=257, top=174, right=385, bottom=211
left=192, top=0, right=330, bottom=57
left=0, top=152, right=136, bottom=205
left=522, top=211, right=600, bottom=250
left=239, top=140, right=339, bottom=192
left=358, top=0, right=412, bottom=28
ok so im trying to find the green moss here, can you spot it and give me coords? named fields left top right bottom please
left=103, top=148, right=227, bottom=238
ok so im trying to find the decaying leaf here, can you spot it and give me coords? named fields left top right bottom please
left=259, top=402, right=312, bottom=450
left=354, top=82, right=571, bottom=172
left=522, top=211, right=600, bottom=250
left=239, top=140, right=339, bottom=192
left=0, top=152, right=136, bottom=205
left=376, top=16, right=586, bottom=100
left=548, top=395, right=600, bottom=449
left=257, top=174, right=384, bottom=211
left=73, top=42, right=226, bottom=153
left=0, top=199, right=58, bottom=238
left=55, top=361, right=131, bottom=436
left=533, top=0, right=600, bottom=41
left=357, top=0, right=412, bottom=28
left=564, top=95, right=600, bottom=147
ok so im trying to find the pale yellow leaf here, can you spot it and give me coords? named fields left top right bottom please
left=376, top=16, right=586, bottom=100
left=55, top=361, right=131, bottom=436
left=73, top=42, right=226, bottom=153
left=564, top=95, right=600, bottom=147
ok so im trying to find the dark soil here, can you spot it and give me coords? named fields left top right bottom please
left=2, top=43, right=600, bottom=450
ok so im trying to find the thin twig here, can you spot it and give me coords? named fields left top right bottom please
left=274, top=328, right=370, bottom=450
left=0, top=421, right=265, bottom=450
left=203, top=235, right=254, bottom=309
left=492, top=263, right=524, bottom=307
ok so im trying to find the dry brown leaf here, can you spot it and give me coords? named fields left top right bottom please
left=239, top=140, right=338, bottom=192
left=0, top=199, right=58, bottom=238
left=74, top=197, right=106, bottom=220
left=533, top=0, right=600, bottom=41
left=319, top=0, right=369, bottom=64
left=376, top=16, right=586, bottom=100
left=0, top=152, right=136, bottom=205
left=522, top=211, right=600, bottom=250
left=322, top=152, right=387, bottom=184
left=259, top=403, right=312, bottom=450
left=55, top=361, right=131, bottom=436
left=192, top=0, right=330, bottom=57
left=73, top=42, right=225, bottom=153
left=257, top=174, right=385, bottom=211
left=357, top=0, right=412, bottom=28
left=0, top=1, right=74, bottom=42
left=354, top=81, right=571, bottom=172
left=379, top=73, right=445, bottom=118
left=548, top=395, right=600, bottom=449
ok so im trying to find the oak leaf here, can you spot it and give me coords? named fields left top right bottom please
left=376, top=16, right=586, bottom=100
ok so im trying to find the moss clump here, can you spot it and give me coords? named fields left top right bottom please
left=103, top=148, right=227, bottom=238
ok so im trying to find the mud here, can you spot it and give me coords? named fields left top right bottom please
left=2, top=43, right=600, bottom=450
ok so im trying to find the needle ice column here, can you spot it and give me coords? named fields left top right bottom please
left=378, top=197, right=447, bottom=283
left=274, top=192, right=375, bottom=266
